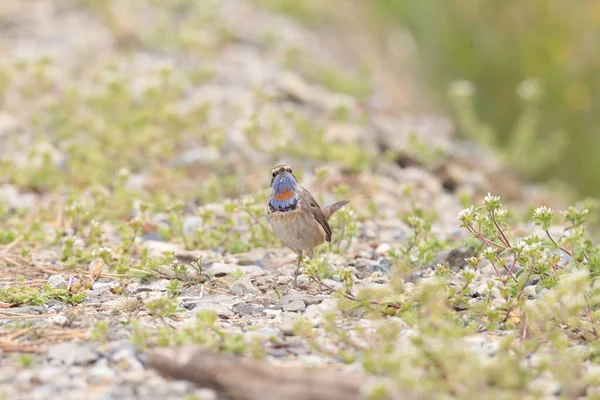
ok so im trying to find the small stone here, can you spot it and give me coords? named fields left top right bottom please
left=321, top=279, right=343, bottom=291
left=276, top=290, right=319, bottom=311
left=156, top=265, right=178, bottom=279
left=231, top=275, right=261, bottom=296
left=47, top=274, right=67, bottom=289
left=46, top=343, right=100, bottom=366
left=47, top=315, right=68, bottom=325
left=149, top=279, right=172, bottom=291
left=91, top=282, right=116, bottom=292
left=276, top=276, right=292, bottom=285
left=208, top=263, right=263, bottom=277
left=375, top=243, right=391, bottom=255
left=4, top=306, right=44, bottom=315
left=369, top=258, right=392, bottom=276
left=282, top=300, right=305, bottom=312
left=233, top=303, right=265, bottom=316
left=246, top=328, right=282, bottom=341
left=280, top=319, right=295, bottom=336
left=88, top=362, right=116, bottom=384
left=432, top=247, right=475, bottom=271
left=304, top=298, right=338, bottom=321
left=182, top=294, right=242, bottom=317
left=101, top=297, right=140, bottom=312
left=236, top=248, right=270, bottom=267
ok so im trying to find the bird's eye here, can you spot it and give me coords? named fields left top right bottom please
left=288, top=169, right=292, bottom=174
left=272, top=171, right=276, bottom=178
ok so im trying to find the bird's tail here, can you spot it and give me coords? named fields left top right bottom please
left=323, top=200, right=349, bottom=220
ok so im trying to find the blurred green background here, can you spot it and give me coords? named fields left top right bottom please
left=371, top=0, right=600, bottom=198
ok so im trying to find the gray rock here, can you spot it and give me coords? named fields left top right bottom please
left=45, top=300, right=67, bottom=313
left=321, top=279, right=343, bottom=291
left=149, top=279, right=172, bottom=291
left=276, top=275, right=293, bottom=285
left=91, top=281, right=116, bottom=293
left=182, top=294, right=242, bottom=317
left=432, top=247, right=475, bottom=271
left=88, top=361, right=117, bottom=383
left=47, top=274, right=67, bottom=289
left=276, top=290, right=320, bottom=312
left=282, top=300, right=305, bottom=312
left=369, top=258, right=392, bottom=276
left=236, top=248, right=270, bottom=267
left=247, top=328, right=282, bottom=341
left=233, top=303, right=265, bottom=316
left=46, top=343, right=100, bottom=366
left=156, top=264, right=178, bottom=279
left=4, top=306, right=45, bottom=315
left=208, top=263, right=263, bottom=277
left=101, top=297, right=140, bottom=312
left=231, top=275, right=261, bottom=296
left=47, top=315, right=68, bottom=325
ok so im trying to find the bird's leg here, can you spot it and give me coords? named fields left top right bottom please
left=293, top=250, right=303, bottom=287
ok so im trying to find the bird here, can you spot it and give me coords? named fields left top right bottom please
left=266, top=164, right=349, bottom=286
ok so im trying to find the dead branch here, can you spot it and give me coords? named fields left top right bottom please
left=147, top=346, right=428, bottom=400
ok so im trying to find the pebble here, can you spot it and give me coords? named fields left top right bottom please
left=208, top=263, right=263, bottom=277
left=432, top=247, right=475, bottom=271
left=47, top=274, right=68, bottom=289
left=282, top=300, right=306, bottom=312
left=101, top=297, right=140, bottom=312
left=46, top=343, right=100, bottom=366
left=231, top=275, right=261, bottom=296
left=182, top=294, right=242, bottom=317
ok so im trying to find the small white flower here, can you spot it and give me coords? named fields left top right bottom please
left=533, top=206, right=553, bottom=217
left=92, top=246, right=113, bottom=257
left=495, top=208, right=508, bottom=218
left=513, top=240, right=526, bottom=251
left=484, top=193, right=500, bottom=204
left=458, top=206, right=475, bottom=218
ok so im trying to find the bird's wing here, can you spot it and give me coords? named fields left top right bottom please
left=299, top=186, right=332, bottom=242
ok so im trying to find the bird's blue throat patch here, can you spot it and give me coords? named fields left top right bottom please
left=268, top=192, right=299, bottom=212
left=269, top=172, right=299, bottom=212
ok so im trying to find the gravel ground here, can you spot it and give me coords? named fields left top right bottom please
left=0, top=1, right=581, bottom=400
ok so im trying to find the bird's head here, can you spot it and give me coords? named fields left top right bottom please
left=268, top=164, right=299, bottom=211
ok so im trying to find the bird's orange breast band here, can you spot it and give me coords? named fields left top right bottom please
left=274, top=189, right=295, bottom=201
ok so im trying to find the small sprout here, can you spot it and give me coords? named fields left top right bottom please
left=145, top=297, right=181, bottom=318
left=90, top=320, right=110, bottom=342
left=166, top=279, right=181, bottom=298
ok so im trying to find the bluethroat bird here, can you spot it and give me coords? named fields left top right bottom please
left=267, top=165, right=349, bottom=286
